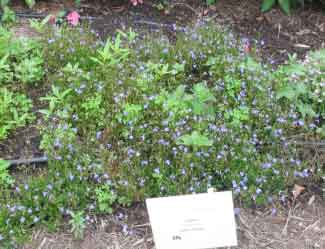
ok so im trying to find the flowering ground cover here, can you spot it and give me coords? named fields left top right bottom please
left=0, top=16, right=324, bottom=248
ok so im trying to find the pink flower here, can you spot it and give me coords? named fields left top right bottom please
left=67, top=11, right=80, bottom=26
left=130, top=0, right=143, bottom=6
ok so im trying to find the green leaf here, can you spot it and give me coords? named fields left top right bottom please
left=277, top=85, right=296, bottom=100
left=0, top=0, right=9, bottom=7
left=25, top=0, right=35, bottom=8
left=57, top=10, right=67, bottom=18
left=0, top=159, right=9, bottom=171
left=294, top=83, right=307, bottom=96
left=297, top=102, right=316, bottom=118
left=0, top=159, right=14, bottom=187
left=193, top=83, right=216, bottom=103
left=316, top=125, right=325, bottom=138
left=177, top=131, right=213, bottom=147
left=284, top=63, right=306, bottom=76
left=244, top=57, right=262, bottom=70
left=278, top=0, right=290, bottom=14
left=1, top=6, right=16, bottom=23
left=261, top=0, right=276, bottom=12
left=206, top=0, right=216, bottom=5
left=164, top=85, right=189, bottom=112
left=205, top=56, right=217, bottom=66
left=191, top=84, right=216, bottom=116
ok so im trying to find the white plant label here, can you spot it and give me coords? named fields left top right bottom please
left=146, top=191, right=237, bottom=249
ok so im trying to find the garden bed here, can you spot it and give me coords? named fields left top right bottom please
left=2, top=0, right=325, bottom=161
left=0, top=1, right=324, bottom=249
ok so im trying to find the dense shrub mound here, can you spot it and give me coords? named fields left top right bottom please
left=0, top=23, right=323, bottom=246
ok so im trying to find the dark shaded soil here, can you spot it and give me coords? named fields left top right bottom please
left=212, top=0, right=325, bottom=64
left=0, top=83, right=45, bottom=160
left=10, top=0, right=325, bottom=61
left=84, top=0, right=325, bottom=65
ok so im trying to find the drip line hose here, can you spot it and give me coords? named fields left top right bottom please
left=8, top=156, right=48, bottom=167
left=0, top=11, right=103, bottom=20
left=0, top=11, right=186, bottom=30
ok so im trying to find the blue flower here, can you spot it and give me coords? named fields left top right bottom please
left=256, top=188, right=262, bottom=195
left=271, top=208, right=277, bottom=216
left=96, top=131, right=102, bottom=140
left=68, top=173, right=75, bottom=181
left=20, top=216, right=26, bottom=224
left=33, top=216, right=40, bottom=223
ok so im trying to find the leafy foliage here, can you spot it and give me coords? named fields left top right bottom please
left=275, top=51, right=325, bottom=137
left=69, top=211, right=86, bottom=239
left=0, top=22, right=323, bottom=247
left=0, top=159, right=14, bottom=188
left=206, top=0, right=218, bottom=5
left=0, top=26, right=40, bottom=142
left=0, top=88, right=34, bottom=140
left=261, top=0, right=317, bottom=14
left=14, top=57, right=44, bottom=85
left=262, top=0, right=292, bottom=14
left=95, top=185, right=116, bottom=213
left=0, top=27, right=44, bottom=86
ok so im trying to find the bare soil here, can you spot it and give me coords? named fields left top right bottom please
left=211, top=0, right=325, bottom=64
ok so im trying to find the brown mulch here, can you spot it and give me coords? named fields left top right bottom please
left=210, top=0, right=325, bottom=64
left=22, top=197, right=325, bottom=249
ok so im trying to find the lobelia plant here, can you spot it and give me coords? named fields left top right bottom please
left=0, top=22, right=323, bottom=247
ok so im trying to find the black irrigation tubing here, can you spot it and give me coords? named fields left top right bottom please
left=8, top=156, right=48, bottom=167
left=0, top=10, right=189, bottom=30
left=0, top=11, right=103, bottom=20
left=133, top=19, right=186, bottom=30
